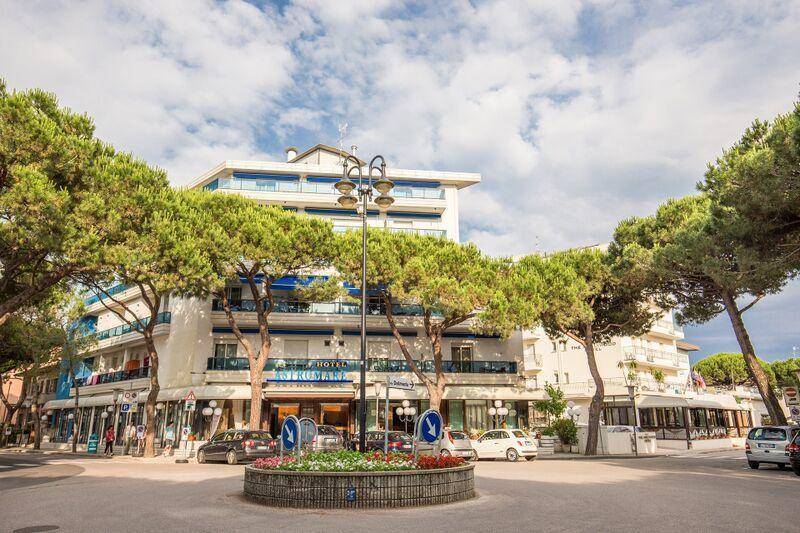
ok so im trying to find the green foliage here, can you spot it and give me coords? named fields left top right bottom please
left=0, top=81, right=168, bottom=324
left=533, top=383, right=567, bottom=423
left=651, top=368, right=665, bottom=383
left=694, top=352, right=775, bottom=388
left=254, top=451, right=417, bottom=472
left=769, top=358, right=800, bottom=388
left=550, top=418, right=578, bottom=446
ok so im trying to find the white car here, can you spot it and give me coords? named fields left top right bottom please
left=470, top=429, right=538, bottom=461
left=436, top=430, right=475, bottom=459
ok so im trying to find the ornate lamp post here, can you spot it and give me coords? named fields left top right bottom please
left=395, top=400, right=417, bottom=434
left=335, top=150, right=395, bottom=452
left=488, top=400, right=509, bottom=429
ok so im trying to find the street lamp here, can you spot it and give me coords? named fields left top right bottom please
left=488, top=400, right=509, bottom=429
left=566, top=400, right=581, bottom=421
left=395, top=400, right=417, bottom=433
left=335, top=150, right=395, bottom=453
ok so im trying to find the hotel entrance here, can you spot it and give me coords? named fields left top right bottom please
left=265, top=398, right=351, bottom=438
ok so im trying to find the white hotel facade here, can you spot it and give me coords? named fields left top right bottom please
left=30, top=144, right=762, bottom=451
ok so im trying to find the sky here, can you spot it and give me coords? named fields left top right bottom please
left=1, top=0, right=798, bottom=363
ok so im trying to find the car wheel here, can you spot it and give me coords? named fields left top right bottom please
left=440, top=449, right=451, bottom=457
left=793, top=466, right=800, bottom=477
left=748, top=461, right=759, bottom=470
left=776, top=463, right=786, bottom=470
left=197, top=450, right=206, bottom=464
left=506, top=448, right=519, bottom=462
left=226, top=450, right=238, bottom=465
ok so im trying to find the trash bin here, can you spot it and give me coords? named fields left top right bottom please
left=87, top=433, right=99, bottom=454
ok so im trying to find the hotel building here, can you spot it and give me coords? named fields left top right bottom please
left=22, top=144, right=762, bottom=451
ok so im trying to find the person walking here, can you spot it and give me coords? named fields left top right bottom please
left=103, top=426, right=115, bottom=456
left=163, top=423, right=175, bottom=457
left=123, top=422, right=135, bottom=455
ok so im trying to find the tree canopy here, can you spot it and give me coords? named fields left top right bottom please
left=0, top=80, right=168, bottom=326
left=693, top=352, right=775, bottom=388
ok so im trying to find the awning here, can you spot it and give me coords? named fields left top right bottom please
left=157, top=385, right=253, bottom=401
left=687, top=395, right=745, bottom=410
left=636, top=395, right=689, bottom=409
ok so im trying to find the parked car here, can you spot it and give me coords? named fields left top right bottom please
left=745, top=426, right=800, bottom=470
left=788, top=430, right=800, bottom=477
left=470, top=429, right=538, bottom=461
left=196, top=430, right=277, bottom=465
left=309, top=425, right=345, bottom=452
left=436, top=430, right=475, bottom=459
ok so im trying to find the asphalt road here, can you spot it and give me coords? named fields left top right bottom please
left=1, top=450, right=797, bottom=533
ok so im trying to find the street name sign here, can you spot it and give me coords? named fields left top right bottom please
left=387, top=376, right=414, bottom=391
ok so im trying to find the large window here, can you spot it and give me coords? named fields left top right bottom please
left=214, top=343, right=238, bottom=358
left=451, top=346, right=473, bottom=372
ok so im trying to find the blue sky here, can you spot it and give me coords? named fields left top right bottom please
left=1, top=0, right=798, bottom=362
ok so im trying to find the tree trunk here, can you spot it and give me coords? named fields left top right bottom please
left=428, top=332, right=446, bottom=412
left=721, top=291, right=787, bottom=424
left=582, top=325, right=604, bottom=456
left=142, top=331, right=161, bottom=458
left=248, top=366, right=264, bottom=430
left=32, top=385, right=41, bottom=450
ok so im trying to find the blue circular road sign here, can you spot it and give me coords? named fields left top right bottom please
left=281, top=415, right=299, bottom=451
left=417, top=409, right=443, bottom=443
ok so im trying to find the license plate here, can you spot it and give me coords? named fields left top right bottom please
left=758, top=443, right=776, bottom=449
left=257, top=446, right=268, bottom=450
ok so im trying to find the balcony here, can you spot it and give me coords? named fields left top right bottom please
left=206, top=357, right=517, bottom=374
left=90, top=312, right=172, bottom=341
left=623, top=346, right=689, bottom=367
left=214, top=176, right=445, bottom=199
left=83, top=283, right=131, bottom=306
left=211, top=300, right=427, bottom=317
left=74, top=366, right=151, bottom=387
left=333, top=226, right=446, bottom=238
left=649, top=319, right=684, bottom=338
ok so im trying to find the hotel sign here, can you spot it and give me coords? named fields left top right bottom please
left=268, top=360, right=352, bottom=384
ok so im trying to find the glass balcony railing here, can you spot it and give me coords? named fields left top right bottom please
left=91, top=312, right=172, bottom=341
left=333, top=226, right=446, bottom=238
left=83, top=283, right=131, bottom=305
left=74, top=366, right=151, bottom=387
left=211, top=300, right=427, bottom=316
left=623, top=346, right=689, bottom=366
left=217, top=177, right=445, bottom=199
left=206, top=357, right=517, bottom=374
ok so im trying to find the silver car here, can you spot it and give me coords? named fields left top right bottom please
left=309, top=425, right=344, bottom=452
left=745, top=426, right=800, bottom=470
left=436, top=430, right=475, bottom=459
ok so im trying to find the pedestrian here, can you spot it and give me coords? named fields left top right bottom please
left=104, top=425, right=115, bottom=456
left=163, top=423, right=175, bottom=456
left=123, top=422, right=135, bottom=455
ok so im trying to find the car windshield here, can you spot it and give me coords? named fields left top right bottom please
left=389, top=432, right=411, bottom=441
left=749, top=427, right=787, bottom=441
left=248, top=431, right=272, bottom=440
left=317, top=426, right=339, bottom=436
left=512, top=430, right=527, bottom=438
left=449, top=431, right=469, bottom=440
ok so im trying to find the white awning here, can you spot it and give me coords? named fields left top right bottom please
left=636, top=395, right=689, bottom=409
left=687, top=395, right=745, bottom=410
left=43, top=399, right=75, bottom=410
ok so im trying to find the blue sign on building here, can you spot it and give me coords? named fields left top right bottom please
left=267, top=360, right=352, bottom=384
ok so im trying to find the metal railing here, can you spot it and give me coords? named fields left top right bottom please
left=206, top=357, right=517, bottom=374
left=74, top=366, right=151, bottom=387
left=623, top=346, right=689, bottom=366
left=653, top=319, right=684, bottom=334
left=637, top=378, right=687, bottom=394
left=211, top=299, right=428, bottom=316
left=91, top=312, right=172, bottom=341
left=333, top=226, right=447, bottom=238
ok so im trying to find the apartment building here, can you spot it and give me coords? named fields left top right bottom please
left=29, top=144, right=756, bottom=451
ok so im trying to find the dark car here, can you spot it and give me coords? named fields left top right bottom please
left=789, top=431, right=800, bottom=477
left=196, top=429, right=277, bottom=465
left=347, top=431, right=413, bottom=453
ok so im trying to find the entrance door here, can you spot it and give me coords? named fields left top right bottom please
left=270, top=403, right=299, bottom=437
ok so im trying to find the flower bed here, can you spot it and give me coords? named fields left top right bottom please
left=244, top=451, right=474, bottom=508
left=252, top=450, right=465, bottom=472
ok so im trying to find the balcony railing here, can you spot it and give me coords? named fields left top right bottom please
left=91, top=312, right=172, bottom=341
left=206, top=357, right=517, bottom=374
left=83, top=283, right=131, bottom=305
left=216, top=177, right=445, bottom=199
left=333, top=226, right=447, bottom=238
left=653, top=319, right=684, bottom=334
left=74, top=366, right=151, bottom=387
left=211, top=300, right=428, bottom=316
left=623, top=346, right=689, bottom=366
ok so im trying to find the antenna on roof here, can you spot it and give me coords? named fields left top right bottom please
left=337, top=122, right=348, bottom=163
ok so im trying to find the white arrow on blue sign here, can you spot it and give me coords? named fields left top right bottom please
left=417, top=409, right=443, bottom=443
left=281, top=415, right=299, bottom=451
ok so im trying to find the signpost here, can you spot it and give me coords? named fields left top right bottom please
left=413, top=409, right=443, bottom=461
left=783, top=386, right=798, bottom=406
left=120, top=390, right=139, bottom=413
left=176, top=391, right=196, bottom=464
left=383, top=376, right=415, bottom=453
left=298, top=417, right=318, bottom=460
left=280, top=415, right=300, bottom=461
left=184, top=390, right=197, bottom=411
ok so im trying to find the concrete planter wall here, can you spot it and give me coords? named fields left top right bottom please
left=244, top=464, right=475, bottom=509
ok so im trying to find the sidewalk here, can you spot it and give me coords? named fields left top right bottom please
left=1, top=446, right=195, bottom=463
left=537, top=451, right=666, bottom=460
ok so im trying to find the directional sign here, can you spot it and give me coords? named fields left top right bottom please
left=299, top=417, right=318, bottom=446
left=417, top=409, right=443, bottom=443
left=387, top=376, right=414, bottom=391
left=281, top=415, right=299, bottom=451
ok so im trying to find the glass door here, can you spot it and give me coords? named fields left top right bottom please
left=270, top=403, right=300, bottom=437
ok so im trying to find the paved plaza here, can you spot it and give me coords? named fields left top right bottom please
left=1, top=450, right=797, bottom=533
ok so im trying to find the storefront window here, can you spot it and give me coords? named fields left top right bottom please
left=465, top=400, right=487, bottom=433
left=448, top=400, right=464, bottom=430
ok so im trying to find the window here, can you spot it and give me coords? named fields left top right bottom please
left=512, top=430, right=527, bottom=438
left=284, top=340, right=309, bottom=358
left=225, top=286, right=242, bottom=302
left=553, top=372, right=559, bottom=384
left=232, top=431, right=245, bottom=441
left=214, top=343, right=237, bottom=358
left=480, top=431, right=501, bottom=441
left=451, top=346, right=473, bottom=363
left=551, top=341, right=557, bottom=352
left=559, top=341, right=567, bottom=352
left=563, top=372, right=570, bottom=384
left=748, top=427, right=787, bottom=441
left=248, top=431, right=272, bottom=440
